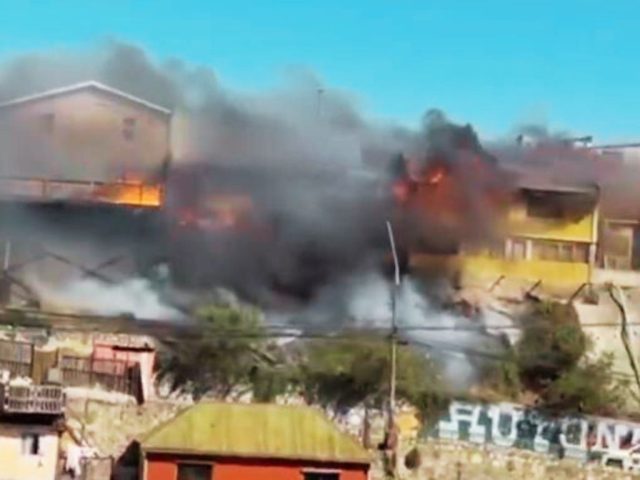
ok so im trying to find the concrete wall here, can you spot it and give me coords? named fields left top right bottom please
left=429, top=401, right=640, bottom=462
left=592, top=268, right=640, bottom=288
left=401, top=440, right=635, bottom=480
left=0, top=423, right=58, bottom=480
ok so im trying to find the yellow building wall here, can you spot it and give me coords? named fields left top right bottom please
left=460, top=255, right=591, bottom=287
left=410, top=198, right=598, bottom=290
left=505, top=202, right=597, bottom=242
left=410, top=253, right=591, bottom=287
left=0, top=424, right=59, bottom=480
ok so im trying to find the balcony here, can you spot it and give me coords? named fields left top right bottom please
left=0, top=177, right=163, bottom=208
left=0, top=384, right=65, bottom=415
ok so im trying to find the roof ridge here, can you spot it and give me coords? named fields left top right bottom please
left=0, top=81, right=172, bottom=115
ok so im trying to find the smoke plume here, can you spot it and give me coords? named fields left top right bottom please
left=0, top=40, right=504, bottom=303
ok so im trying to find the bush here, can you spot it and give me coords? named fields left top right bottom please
left=506, top=301, right=626, bottom=415
left=298, top=333, right=448, bottom=420
left=543, top=353, right=628, bottom=415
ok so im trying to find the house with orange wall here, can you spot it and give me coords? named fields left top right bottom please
left=140, top=402, right=371, bottom=480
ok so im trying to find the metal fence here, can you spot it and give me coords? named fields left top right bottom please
left=62, top=356, right=135, bottom=395
left=0, top=338, right=139, bottom=397
left=0, top=338, right=32, bottom=378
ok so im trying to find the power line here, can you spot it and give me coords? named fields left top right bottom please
left=7, top=306, right=640, bottom=332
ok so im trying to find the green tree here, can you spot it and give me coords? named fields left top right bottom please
left=543, top=354, right=628, bottom=415
left=513, top=301, right=626, bottom=415
left=479, top=349, right=522, bottom=401
left=157, top=303, right=289, bottom=400
left=516, top=301, right=587, bottom=390
left=297, top=333, right=447, bottom=421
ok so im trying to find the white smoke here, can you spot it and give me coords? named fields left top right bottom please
left=288, top=271, right=509, bottom=390
left=348, top=273, right=480, bottom=389
left=29, top=276, right=180, bottom=320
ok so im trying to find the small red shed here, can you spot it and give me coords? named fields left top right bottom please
left=140, top=402, right=371, bottom=480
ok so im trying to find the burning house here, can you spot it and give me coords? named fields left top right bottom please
left=0, top=81, right=172, bottom=310
left=0, top=75, right=395, bottom=310
left=0, top=62, right=637, bottom=320
left=459, top=182, right=600, bottom=291
left=0, top=80, right=169, bottom=206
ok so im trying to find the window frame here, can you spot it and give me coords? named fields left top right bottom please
left=531, top=239, right=589, bottom=263
left=302, top=469, right=341, bottom=480
left=176, top=460, right=214, bottom=480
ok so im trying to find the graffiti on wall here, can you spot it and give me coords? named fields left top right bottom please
left=429, top=402, right=640, bottom=461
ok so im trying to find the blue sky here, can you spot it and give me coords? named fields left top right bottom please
left=0, top=0, right=638, bottom=142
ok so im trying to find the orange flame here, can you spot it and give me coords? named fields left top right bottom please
left=426, top=167, right=445, bottom=185
left=92, top=182, right=163, bottom=207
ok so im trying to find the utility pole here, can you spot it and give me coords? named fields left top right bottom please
left=3, top=240, right=10, bottom=271
left=385, top=220, right=400, bottom=477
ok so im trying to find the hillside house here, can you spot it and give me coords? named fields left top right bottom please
left=140, top=402, right=371, bottom=480
left=411, top=182, right=600, bottom=293
left=462, top=183, right=599, bottom=289
left=0, top=81, right=171, bottom=206
left=0, top=383, right=65, bottom=480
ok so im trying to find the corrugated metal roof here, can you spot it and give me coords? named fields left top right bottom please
left=0, top=81, right=171, bottom=115
left=140, top=402, right=370, bottom=465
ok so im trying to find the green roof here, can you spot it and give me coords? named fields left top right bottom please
left=140, top=402, right=370, bottom=465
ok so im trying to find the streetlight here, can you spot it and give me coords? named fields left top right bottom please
left=385, top=220, right=400, bottom=476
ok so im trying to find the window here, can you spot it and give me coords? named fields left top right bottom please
left=525, top=194, right=563, bottom=219
left=21, top=433, right=40, bottom=456
left=531, top=240, right=588, bottom=263
left=177, top=463, right=212, bottom=480
left=122, top=117, right=136, bottom=141
left=304, top=472, right=340, bottom=480
left=510, top=239, right=527, bottom=260
left=37, top=113, right=55, bottom=134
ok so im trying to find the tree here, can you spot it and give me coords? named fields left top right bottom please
left=516, top=301, right=587, bottom=391
left=157, top=303, right=290, bottom=400
left=543, top=353, right=628, bottom=415
left=513, top=300, right=626, bottom=415
left=297, top=333, right=447, bottom=421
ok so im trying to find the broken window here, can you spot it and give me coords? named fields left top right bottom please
left=21, top=433, right=40, bottom=456
left=525, top=193, right=563, bottom=219
left=122, top=117, right=136, bottom=141
left=177, top=463, right=212, bottom=480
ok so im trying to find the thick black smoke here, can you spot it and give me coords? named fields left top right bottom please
left=0, top=41, right=502, bottom=307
